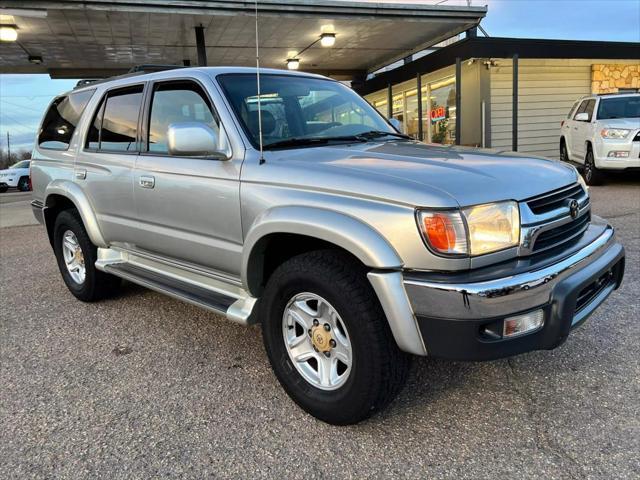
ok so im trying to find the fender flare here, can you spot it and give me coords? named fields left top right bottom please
left=242, top=205, right=403, bottom=294
left=44, top=180, right=108, bottom=247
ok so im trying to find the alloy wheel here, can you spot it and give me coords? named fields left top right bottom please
left=61, top=230, right=86, bottom=284
left=282, top=292, right=352, bottom=390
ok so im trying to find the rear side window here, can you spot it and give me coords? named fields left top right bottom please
left=38, top=89, right=95, bottom=150
left=147, top=81, right=218, bottom=154
left=583, top=99, right=596, bottom=121
left=86, top=85, right=144, bottom=152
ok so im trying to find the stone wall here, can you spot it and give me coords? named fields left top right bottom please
left=592, top=64, right=640, bottom=93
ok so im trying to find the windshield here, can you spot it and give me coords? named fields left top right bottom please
left=10, top=160, right=30, bottom=169
left=217, top=73, right=396, bottom=149
left=597, top=96, right=640, bottom=119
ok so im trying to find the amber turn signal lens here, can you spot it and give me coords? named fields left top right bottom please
left=423, top=214, right=456, bottom=250
left=418, top=211, right=468, bottom=255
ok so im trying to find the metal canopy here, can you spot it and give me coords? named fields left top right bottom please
left=0, top=0, right=486, bottom=79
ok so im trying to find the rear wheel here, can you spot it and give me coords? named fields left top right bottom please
left=17, top=176, right=30, bottom=192
left=53, top=209, right=121, bottom=301
left=261, top=250, right=411, bottom=425
left=584, top=148, right=605, bottom=186
left=559, top=139, right=569, bottom=163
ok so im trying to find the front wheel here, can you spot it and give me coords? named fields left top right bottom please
left=17, top=176, right=30, bottom=192
left=261, top=250, right=411, bottom=425
left=559, top=139, right=569, bottom=163
left=584, top=149, right=605, bottom=186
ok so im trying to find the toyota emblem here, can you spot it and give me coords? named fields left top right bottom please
left=569, top=199, right=579, bottom=219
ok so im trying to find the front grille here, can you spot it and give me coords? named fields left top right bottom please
left=526, top=183, right=585, bottom=215
left=575, top=270, right=614, bottom=312
left=533, top=212, right=591, bottom=252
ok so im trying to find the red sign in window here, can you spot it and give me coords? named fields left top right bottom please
left=430, top=106, right=446, bottom=122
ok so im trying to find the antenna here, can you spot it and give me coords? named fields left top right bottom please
left=254, top=0, right=265, bottom=164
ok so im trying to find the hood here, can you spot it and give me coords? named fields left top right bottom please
left=597, top=117, right=640, bottom=130
left=263, top=141, right=578, bottom=208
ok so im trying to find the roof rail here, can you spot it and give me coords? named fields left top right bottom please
left=75, top=79, right=99, bottom=88
left=127, top=64, right=185, bottom=74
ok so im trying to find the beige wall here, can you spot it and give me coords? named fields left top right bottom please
left=489, top=59, right=640, bottom=159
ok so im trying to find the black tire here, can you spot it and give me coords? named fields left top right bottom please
left=261, top=250, right=411, bottom=425
left=583, top=147, right=605, bottom=186
left=17, top=176, right=30, bottom=192
left=0, top=185, right=8, bottom=193
left=559, top=138, right=569, bottom=163
left=53, top=209, right=121, bottom=302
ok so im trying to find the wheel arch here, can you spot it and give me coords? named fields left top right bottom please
left=242, top=206, right=403, bottom=297
left=43, top=180, right=107, bottom=248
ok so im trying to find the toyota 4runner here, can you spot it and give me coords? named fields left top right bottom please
left=31, top=67, right=625, bottom=424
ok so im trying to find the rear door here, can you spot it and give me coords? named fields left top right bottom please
left=131, top=78, right=243, bottom=277
left=75, top=84, right=145, bottom=244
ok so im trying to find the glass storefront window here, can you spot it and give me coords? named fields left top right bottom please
left=427, top=77, right=456, bottom=145
left=392, top=93, right=404, bottom=127
left=373, top=99, right=387, bottom=117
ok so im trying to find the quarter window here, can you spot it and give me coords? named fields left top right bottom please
left=86, top=85, right=144, bottom=152
left=147, top=81, right=219, bottom=154
left=38, top=89, right=95, bottom=150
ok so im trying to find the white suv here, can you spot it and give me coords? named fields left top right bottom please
left=0, top=159, right=31, bottom=192
left=560, top=93, right=640, bottom=185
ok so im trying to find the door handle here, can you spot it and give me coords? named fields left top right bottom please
left=74, top=169, right=87, bottom=180
left=139, top=175, right=155, bottom=189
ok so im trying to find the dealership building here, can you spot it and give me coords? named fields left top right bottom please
left=1, top=0, right=639, bottom=159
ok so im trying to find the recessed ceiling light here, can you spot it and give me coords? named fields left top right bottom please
left=29, top=55, right=43, bottom=65
left=320, top=33, right=336, bottom=48
left=286, top=58, right=300, bottom=70
left=0, top=25, right=18, bottom=42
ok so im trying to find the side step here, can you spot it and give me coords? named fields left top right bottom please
left=105, top=263, right=236, bottom=314
left=96, top=247, right=258, bottom=325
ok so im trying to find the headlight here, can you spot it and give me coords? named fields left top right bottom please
left=463, top=201, right=520, bottom=255
left=600, top=128, right=630, bottom=139
left=577, top=171, right=589, bottom=193
left=417, top=201, right=520, bottom=257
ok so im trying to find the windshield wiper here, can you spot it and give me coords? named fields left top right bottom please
left=263, top=135, right=367, bottom=150
left=355, top=130, right=412, bottom=140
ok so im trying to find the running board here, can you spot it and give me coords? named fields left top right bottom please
left=96, top=248, right=258, bottom=325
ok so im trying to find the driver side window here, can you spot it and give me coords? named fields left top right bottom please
left=147, top=81, right=219, bottom=154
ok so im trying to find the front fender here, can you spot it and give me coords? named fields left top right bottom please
left=242, top=205, right=403, bottom=291
left=45, top=180, right=107, bottom=247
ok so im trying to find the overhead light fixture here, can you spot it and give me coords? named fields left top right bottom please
left=0, top=24, right=18, bottom=42
left=320, top=33, right=336, bottom=47
left=286, top=58, right=300, bottom=70
left=29, top=55, right=43, bottom=65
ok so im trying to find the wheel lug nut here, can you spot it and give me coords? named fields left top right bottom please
left=323, top=351, right=331, bottom=358
left=323, top=324, right=330, bottom=331
left=329, top=339, right=336, bottom=348
left=313, top=319, right=319, bottom=326
left=308, top=329, right=312, bottom=336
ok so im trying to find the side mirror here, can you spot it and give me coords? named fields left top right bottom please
left=167, top=122, right=231, bottom=159
left=574, top=112, right=590, bottom=122
left=389, top=117, right=402, bottom=132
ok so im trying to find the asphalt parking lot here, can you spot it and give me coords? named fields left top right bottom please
left=1, top=180, right=639, bottom=479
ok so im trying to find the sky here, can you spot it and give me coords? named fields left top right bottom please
left=1, top=0, right=639, bottom=152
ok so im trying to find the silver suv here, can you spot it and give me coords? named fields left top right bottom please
left=31, top=67, right=625, bottom=424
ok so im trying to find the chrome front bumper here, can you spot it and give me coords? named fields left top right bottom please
left=404, top=225, right=624, bottom=360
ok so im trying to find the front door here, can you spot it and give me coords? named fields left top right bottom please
left=571, top=99, right=596, bottom=163
left=131, top=79, right=243, bottom=277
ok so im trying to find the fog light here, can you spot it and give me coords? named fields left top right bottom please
left=607, top=151, right=629, bottom=158
left=503, top=310, right=544, bottom=338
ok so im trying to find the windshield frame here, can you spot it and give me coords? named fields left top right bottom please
left=216, top=72, right=398, bottom=150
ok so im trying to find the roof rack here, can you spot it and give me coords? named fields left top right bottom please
left=127, top=64, right=185, bottom=74
left=72, top=64, right=187, bottom=90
